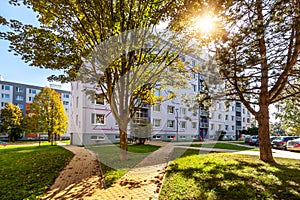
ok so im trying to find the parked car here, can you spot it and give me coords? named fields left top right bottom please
left=271, top=136, right=300, bottom=150
left=245, top=135, right=258, bottom=146
left=286, top=138, right=300, bottom=152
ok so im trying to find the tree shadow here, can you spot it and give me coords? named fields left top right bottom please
left=163, top=155, right=300, bottom=200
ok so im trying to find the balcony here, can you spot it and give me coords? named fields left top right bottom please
left=199, top=122, right=209, bottom=128
left=200, top=110, right=208, bottom=116
left=236, top=116, right=242, bottom=121
left=236, top=107, right=241, bottom=112
left=236, top=126, right=242, bottom=130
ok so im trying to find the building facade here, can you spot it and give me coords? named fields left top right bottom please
left=69, top=53, right=252, bottom=145
left=0, top=79, right=71, bottom=139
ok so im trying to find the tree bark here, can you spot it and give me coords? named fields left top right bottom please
left=256, top=107, right=275, bottom=163
left=119, top=128, right=128, bottom=161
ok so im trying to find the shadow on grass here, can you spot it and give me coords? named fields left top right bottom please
left=160, top=151, right=300, bottom=200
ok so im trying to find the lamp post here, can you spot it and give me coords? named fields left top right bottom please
left=176, top=108, right=179, bottom=142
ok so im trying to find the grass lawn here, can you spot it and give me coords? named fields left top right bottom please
left=86, top=144, right=160, bottom=187
left=180, top=142, right=254, bottom=151
left=0, top=145, right=74, bottom=200
left=160, top=148, right=300, bottom=200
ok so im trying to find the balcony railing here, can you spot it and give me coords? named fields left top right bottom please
left=199, top=122, right=209, bottom=128
left=200, top=110, right=208, bottom=116
left=236, top=107, right=241, bottom=112
left=236, top=116, right=242, bottom=121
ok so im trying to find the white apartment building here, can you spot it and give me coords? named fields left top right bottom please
left=69, top=51, right=252, bottom=145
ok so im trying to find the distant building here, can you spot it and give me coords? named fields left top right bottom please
left=0, top=78, right=71, bottom=139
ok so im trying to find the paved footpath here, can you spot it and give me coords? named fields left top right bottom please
left=42, top=141, right=174, bottom=200
left=41, top=144, right=103, bottom=199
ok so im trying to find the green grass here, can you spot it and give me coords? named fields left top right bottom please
left=86, top=144, right=160, bottom=187
left=160, top=149, right=300, bottom=200
left=60, top=140, right=70, bottom=145
left=180, top=142, right=254, bottom=151
left=0, top=145, right=74, bottom=200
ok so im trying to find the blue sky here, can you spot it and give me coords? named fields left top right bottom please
left=0, top=1, right=70, bottom=90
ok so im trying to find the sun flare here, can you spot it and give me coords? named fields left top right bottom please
left=191, top=15, right=215, bottom=34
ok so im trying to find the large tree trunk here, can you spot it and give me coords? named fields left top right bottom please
left=256, top=106, right=275, bottom=163
left=119, top=128, right=128, bottom=161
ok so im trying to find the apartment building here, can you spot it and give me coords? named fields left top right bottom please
left=69, top=52, right=252, bottom=145
left=0, top=78, right=71, bottom=139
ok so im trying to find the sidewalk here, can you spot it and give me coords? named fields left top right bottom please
left=42, top=142, right=174, bottom=200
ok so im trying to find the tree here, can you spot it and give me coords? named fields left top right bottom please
left=28, top=87, right=68, bottom=145
left=0, top=0, right=195, bottom=160
left=171, top=0, right=300, bottom=163
left=213, top=0, right=300, bottom=163
left=275, top=97, right=300, bottom=136
left=0, top=103, right=23, bottom=142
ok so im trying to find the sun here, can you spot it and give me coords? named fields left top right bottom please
left=190, top=15, right=215, bottom=34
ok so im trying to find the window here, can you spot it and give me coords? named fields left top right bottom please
left=218, top=124, right=222, bottom=130
left=115, top=135, right=120, bottom=140
left=28, top=97, right=34, bottom=102
left=167, top=105, right=174, bottom=114
left=76, top=96, right=79, bottom=108
left=191, top=60, right=196, bottom=67
left=63, top=93, right=70, bottom=98
left=247, top=118, right=250, bottom=123
left=152, top=135, right=161, bottom=139
left=1, top=102, right=8, bottom=107
left=232, top=125, right=235, bottom=131
left=192, top=122, right=197, bottom=129
left=95, top=94, right=104, bottom=105
left=180, top=107, right=186, bottom=115
left=225, top=115, right=228, bottom=120
left=191, top=73, right=196, bottom=79
left=63, top=101, right=69, bottom=106
left=192, top=84, right=197, bottom=92
left=16, top=95, right=24, bottom=101
left=76, top=115, right=78, bottom=126
left=167, top=120, right=175, bottom=128
left=210, top=124, right=214, bottom=130
left=1, top=94, right=9, bottom=99
left=218, top=114, right=222, bottom=120
left=167, top=135, right=174, bottom=139
left=16, top=87, right=23, bottom=93
left=181, top=56, right=186, bottom=62
left=180, top=136, right=186, bottom=139
left=181, top=121, right=186, bottom=129
left=2, top=85, right=10, bottom=90
left=17, top=104, right=23, bottom=109
left=29, top=89, right=37, bottom=94
left=231, top=116, right=234, bottom=121
left=219, top=103, right=222, bottom=109
left=225, top=125, right=229, bottom=131
left=153, top=119, right=161, bottom=127
left=231, top=106, right=234, bottom=111
left=154, top=90, right=160, bottom=96
left=243, top=117, right=245, bottom=122
left=91, top=135, right=105, bottom=140
left=153, top=104, right=160, bottom=112
left=91, top=114, right=105, bottom=125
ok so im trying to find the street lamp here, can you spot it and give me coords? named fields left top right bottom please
left=176, top=108, right=179, bottom=142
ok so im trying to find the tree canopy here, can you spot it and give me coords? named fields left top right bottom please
left=27, top=87, right=68, bottom=144
left=0, top=102, right=23, bottom=141
left=275, top=96, right=300, bottom=136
